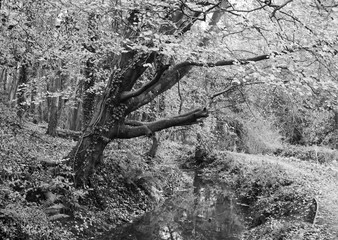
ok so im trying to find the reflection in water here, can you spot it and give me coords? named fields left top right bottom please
left=105, top=170, right=244, bottom=240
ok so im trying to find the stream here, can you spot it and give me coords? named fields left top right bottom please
left=104, top=170, right=245, bottom=240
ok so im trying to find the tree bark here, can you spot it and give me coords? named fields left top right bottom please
left=334, top=109, right=338, bottom=150
left=82, top=12, right=98, bottom=129
left=82, top=58, right=96, bottom=129
left=334, top=109, right=338, bottom=130
left=17, top=64, right=28, bottom=123
left=146, top=134, right=159, bottom=158
left=46, top=71, right=63, bottom=136
left=69, top=101, right=82, bottom=131
left=8, top=67, right=19, bottom=108
left=46, top=100, right=58, bottom=136
left=46, top=88, right=58, bottom=136
left=0, top=68, right=8, bottom=102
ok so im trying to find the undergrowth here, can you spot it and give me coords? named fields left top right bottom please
left=274, top=145, right=338, bottom=164
left=0, top=103, right=186, bottom=239
left=242, top=116, right=283, bottom=155
left=0, top=103, right=76, bottom=239
left=200, top=152, right=336, bottom=239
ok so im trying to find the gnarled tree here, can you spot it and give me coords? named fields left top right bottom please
left=1, top=0, right=336, bottom=187
left=67, top=0, right=236, bottom=187
left=66, top=0, right=338, bottom=187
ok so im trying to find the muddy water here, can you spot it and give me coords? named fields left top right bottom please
left=105, top=170, right=245, bottom=240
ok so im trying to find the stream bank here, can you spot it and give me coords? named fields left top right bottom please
left=103, top=168, right=245, bottom=240
left=97, top=148, right=338, bottom=240
left=202, top=151, right=337, bottom=239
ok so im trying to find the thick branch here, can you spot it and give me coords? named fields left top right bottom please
left=117, top=51, right=156, bottom=93
left=120, top=64, right=169, bottom=101
left=113, top=108, right=208, bottom=139
left=125, top=53, right=272, bottom=113
left=125, top=119, right=152, bottom=136
left=125, top=62, right=193, bottom=113
left=189, top=54, right=271, bottom=67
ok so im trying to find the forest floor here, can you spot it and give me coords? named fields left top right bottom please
left=0, top=103, right=191, bottom=239
left=228, top=151, right=338, bottom=237
left=1, top=102, right=338, bottom=239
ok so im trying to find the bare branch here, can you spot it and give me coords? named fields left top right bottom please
left=125, top=53, right=275, bottom=113
left=227, top=1, right=270, bottom=13
left=210, top=85, right=236, bottom=100
left=209, top=81, right=264, bottom=106
left=114, top=108, right=209, bottom=139
left=177, top=80, right=183, bottom=114
left=271, top=0, right=294, bottom=18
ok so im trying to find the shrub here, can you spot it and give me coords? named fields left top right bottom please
left=242, top=116, right=283, bottom=154
left=0, top=203, right=74, bottom=240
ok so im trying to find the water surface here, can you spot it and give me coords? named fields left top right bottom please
left=105, top=170, right=245, bottom=240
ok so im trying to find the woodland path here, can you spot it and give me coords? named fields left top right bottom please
left=227, top=151, right=338, bottom=236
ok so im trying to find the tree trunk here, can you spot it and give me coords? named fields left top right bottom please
left=0, top=68, right=8, bottom=102
left=82, top=58, right=96, bottom=129
left=69, top=133, right=109, bottom=187
left=1, top=68, right=6, bottom=90
left=46, top=71, right=63, bottom=136
left=29, top=80, right=36, bottom=116
left=46, top=98, right=58, bottom=136
left=146, top=134, right=159, bottom=158
left=82, top=12, right=98, bottom=130
left=334, top=109, right=338, bottom=130
left=17, top=64, right=28, bottom=123
left=8, top=65, right=18, bottom=107
left=69, top=101, right=82, bottom=131
left=334, top=109, right=338, bottom=149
